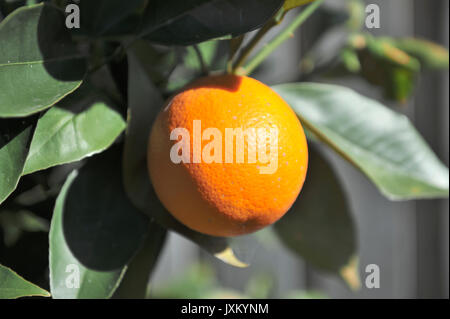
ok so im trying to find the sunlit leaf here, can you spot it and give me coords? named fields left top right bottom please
left=0, top=3, right=86, bottom=118
left=273, top=83, right=449, bottom=200
left=0, top=264, right=50, bottom=299
left=49, top=146, right=148, bottom=299
left=23, top=86, right=126, bottom=175
left=0, top=118, right=35, bottom=204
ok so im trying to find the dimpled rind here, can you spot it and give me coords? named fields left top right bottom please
left=148, top=75, right=308, bottom=237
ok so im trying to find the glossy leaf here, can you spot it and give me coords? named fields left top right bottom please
left=123, top=49, right=247, bottom=267
left=142, top=0, right=284, bottom=45
left=73, top=0, right=146, bottom=37
left=22, top=88, right=126, bottom=175
left=49, top=147, right=149, bottom=299
left=0, top=3, right=86, bottom=117
left=0, top=118, right=35, bottom=204
left=0, top=264, right=50, bottom=299
left=274, top=146, right=360, bottom=289
left=273, top=83, right=449, bottom=200
left=49, top=171, right=124, bottom=299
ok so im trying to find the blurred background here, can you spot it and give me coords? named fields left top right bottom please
left=150, top=0, right=449, bottom=299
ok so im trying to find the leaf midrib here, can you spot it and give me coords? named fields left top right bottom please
left=276, top=84, right=449, bottom=193
left=0, top=55, right=85, bottom=68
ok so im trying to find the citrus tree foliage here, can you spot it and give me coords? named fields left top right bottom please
left=0, top=0, right=448, bottom=298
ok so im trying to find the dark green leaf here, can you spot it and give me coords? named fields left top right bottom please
left=167, top=40, right=221, bottom=92
left=358, top=44, right=417, bottom=102
left=49, top=146, right=149, bottom=299
left=273, top=83, right=449, bottom=200
left=0, top=118, right=35, bottom=204
left=113, top=222, right=167, bottom=299
left=0, top=264, right=50, bottom=298
left=142, top=0, right=284, bottom=45
left=73, top=0, right=146, bottom=38
left=129, top=40, right=179, bottom=90
left=0, top=3, right=86, bottom=118
left=123, top=49, right=247, bottom=267
left=274, top=145, right=359, bottom=289
left=22, top=86, right=126, bottom=175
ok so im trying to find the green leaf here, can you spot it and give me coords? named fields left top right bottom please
left=49, top=146, right=149, bottom=299
left=73, top=0, right=146, bottom=38
left=151, top=263, right=217, bottom=298
left=184, top=41, right=219, bottom=70
left=129, top=40, right=179, bottom=90
left=340, top=47, right=361, bottom=73
left=113, top=222, right=167, bottom=299
left=123, top=49, right=247, bottom=268
left=0, top=118, right=35, bottom=204
left=0, top=264, right=50, bottom=299
left=273, top=83, right=450, bottom=200
left=274, top=145, right=360, bottom=289
left=0, top=3, right=86, bottom=118
left=365, top=36, right=420, bottom=72
left=167, top=40, right=221, bottom=92
left=395, top=37, right=449, bottom=70
left=357, top=40, right=418, bottom=103
left=0, top=209, right=49, bottom=247
left=22, top=87, right=126, bottom=175
left=142, top=0, right=284, bottom=45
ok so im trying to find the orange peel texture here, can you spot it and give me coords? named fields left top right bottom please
left=148, top=75, right=308, bottom=237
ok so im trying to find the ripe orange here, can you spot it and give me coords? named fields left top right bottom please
left=147, top=74, right=308, bottom=237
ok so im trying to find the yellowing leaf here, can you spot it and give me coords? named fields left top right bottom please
left=284, top=0, right=316, bottom=12
left=339, top=256, right=361, bottom=290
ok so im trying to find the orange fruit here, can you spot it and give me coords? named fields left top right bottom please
left=147, top=74, right=308, bottom=237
